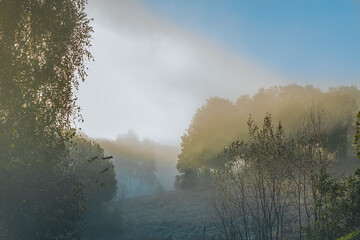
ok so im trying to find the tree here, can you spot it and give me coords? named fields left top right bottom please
left=0, top=0, right=93, bottom=238
left=355, top=111, right=360, bottom=158
left=339, top=230, right=360, bottom=240
left=312, top=111, right=360, bottom=240
left=68, top=136, right=117, bottom=208
left=210, top=112, right=336, bottom=240
left=68, top=136, right=121, bottom=239
left=176, top=97, right=239, bottom=189
left=211, top=114, right=299, bottom=240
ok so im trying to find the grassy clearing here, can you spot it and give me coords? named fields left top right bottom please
left=105, top=190, right=219, bottom=240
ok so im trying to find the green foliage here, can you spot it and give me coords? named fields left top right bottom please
left=355, top=111, right=360, bottom=158
left=174, top=168, right=198, bottom=190
left=338, top=230, right=360, bottom=240
left=306, top=169, right=360, bottom=240
left=0, top=0, right=93, bottom=238
left=303, top=110, right=360, bottom=239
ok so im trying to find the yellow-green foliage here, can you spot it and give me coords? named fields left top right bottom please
left=177, top=84, right=360, bottom=173
left=338, top=230, right=360, bottom=240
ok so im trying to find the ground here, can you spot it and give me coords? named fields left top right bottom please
left=101, top=190, right=220, bottom=240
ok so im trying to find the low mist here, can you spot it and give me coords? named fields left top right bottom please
left=88, top=131, right=180, bottom=199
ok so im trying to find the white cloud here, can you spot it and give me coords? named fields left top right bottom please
left=77, top=0, right=284, bottom=145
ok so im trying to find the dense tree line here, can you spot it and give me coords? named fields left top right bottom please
left=176, top=85, right=360, bottom=189
left=0, top=1, right=117, bottom=239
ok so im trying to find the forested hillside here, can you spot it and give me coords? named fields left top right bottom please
left=176, top=85, right=360, bottom=189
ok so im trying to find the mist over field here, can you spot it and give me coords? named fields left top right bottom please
left=92, top=132, right=180, bottom=198
left=2, top=1, right=360, bottom=240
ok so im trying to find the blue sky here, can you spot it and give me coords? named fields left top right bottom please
left=142, top=0, right=360, bottom=82
left=80, top=0, right=360, bottom=145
